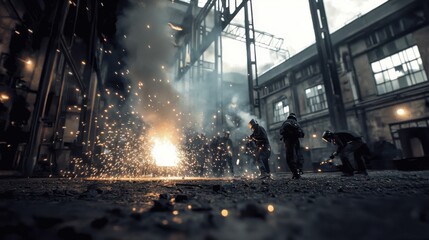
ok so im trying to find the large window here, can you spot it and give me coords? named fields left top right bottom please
left=273, top=99, right=289, bottom=123
left=371, top=45, right=427, bottom=95
left=305, top=84, right=327, bottom=113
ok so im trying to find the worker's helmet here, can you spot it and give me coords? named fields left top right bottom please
left=322, top=130, right=334, bottom=143
left=248, top=119, right=257, bottom=129
left=287, top=113, right=297, bottom=121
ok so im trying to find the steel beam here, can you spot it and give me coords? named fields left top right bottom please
left=308, top=0, right=347, bottom=131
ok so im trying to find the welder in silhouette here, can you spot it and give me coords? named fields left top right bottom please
left=219, top=130, right=234, bottom=176
left=210, top=134, right=222, bottom=177
left=279, top=113, right=305, bottom=179
left=248, top=119, right=271, bottom=179
left=195, top=133, right=210, bottom=176
left=322, top=130, right=369, bottom=176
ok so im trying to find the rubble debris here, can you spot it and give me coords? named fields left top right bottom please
left=151, top=199, right=174, bottom=212
left=175, top=183, right=203, bottom=188
left=175, top=194, right=189, bottom=202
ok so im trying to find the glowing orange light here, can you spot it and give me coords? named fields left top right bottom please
left=0, top=93, right=10, bottom=101
left=221, top=209, right=228, bottom=217
left=151, top=137, right=179, bottom=167
left=396, top=108, right=406, bottom=116
left=267, top=205, right=274, bottom=213
left=168, top=22, right=183, bottom=31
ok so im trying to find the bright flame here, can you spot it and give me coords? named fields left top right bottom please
left=168, top=22, right=183, bottom=31
left=151, top=138, right=179, bottom=166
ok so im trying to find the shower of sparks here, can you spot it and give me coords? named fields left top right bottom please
left=151, top=137, right=179, bottom=166
left=59, top=0, right=263, bottom=180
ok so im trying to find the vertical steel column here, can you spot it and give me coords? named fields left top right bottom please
left=23, top=0, right=69, bottom=176
left=244, top=0, right=260, bottom=117
left=79, top=0, right=99, bottom=162
left=308, top=0, right=347, bottom=130
left=215, top=3, right=223, bottom=127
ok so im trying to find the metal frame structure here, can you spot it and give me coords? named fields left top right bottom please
left=174, top=0, right=261, bottom=124
left=308, top=0, right=348, bottom=130
left=21, top=0, right=104, bottom=176
left=223, top=22, right=289, bottom=58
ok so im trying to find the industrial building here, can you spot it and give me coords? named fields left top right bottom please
left=257, top=0, right=429, bottom=170
left=1, top=0, right=428, bottom=177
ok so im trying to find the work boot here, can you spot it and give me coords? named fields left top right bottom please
left=341, top=172, right=354, bottom=177
left=292, top=173, right=301, bottom=179
left=355, top=170, right=368, bottom=176
left=258, top=172, right=269, bottom=180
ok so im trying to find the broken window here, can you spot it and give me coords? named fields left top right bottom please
left=370, top=45, right=427, bottom=95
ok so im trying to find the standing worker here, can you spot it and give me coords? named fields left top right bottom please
left=322, top=130, right=369, bottom=176
left=219, top=130, right=234, bottom=176
left=248, top=119, right=271, bottom=179
left=279, top=113, right=305, bottom=179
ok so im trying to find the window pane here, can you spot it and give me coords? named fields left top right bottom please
left=375, top=73, right=384, bottom=84
left=377, top=84, right=386, bottom=94
left=398, top=51, right=405, bottom=63
left=383, top=71, right=391, bottom=81
left=413, top=45, right=421, bottom=58
left=388, top=68, right=397, bottom=80
left=402, top=63, right=408, bottom=72
left=414, top=71, right=425, bottom=83
left=391, top=79, right=399, bottom=90
left=385, top=82, right=393, bottom=92
left=371, top=61, right=381, bottom=72
left=305, top=85, right=327, bottom=113
left=398, top=75, right=409, bottom=88
left=380, top=58, right=393, bottom=70
left=273, top=99, right=289, bottom=123
left=371, top=45, right=428, bottom=94
left=406, top=47, right=416, bottom=60
left=405, top=75, right=413, bottom=86
left=391, top=53, right=401, bottom=66
left=410, top=60, right=420, bottom=71
left=284, top=105, right=289, bottom=115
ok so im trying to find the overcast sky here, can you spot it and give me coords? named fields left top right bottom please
left=222, top=0, right=389, bottom=73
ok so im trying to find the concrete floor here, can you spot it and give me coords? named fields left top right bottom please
left=1, top=170, right=428, bottom=240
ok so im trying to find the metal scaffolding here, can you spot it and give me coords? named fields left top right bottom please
left=174, top=0, right=261, bottom=124
left=223, top=22, right=289, bottom=58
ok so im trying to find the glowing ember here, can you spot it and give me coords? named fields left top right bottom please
left=151, top=138, right=179, bottom=166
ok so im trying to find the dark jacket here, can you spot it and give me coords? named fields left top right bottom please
left=332, top=131, right=362, bottom=154
left=250, top=124, right=270, bottom=149
left=280, top=118, right=304, bottom=141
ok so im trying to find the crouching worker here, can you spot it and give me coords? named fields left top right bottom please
left=248, top=119, right=271, bottom=179
left=322, top=130, right=369, bottom=176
